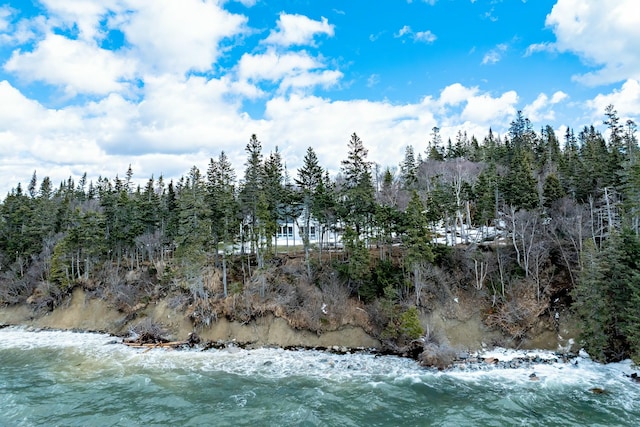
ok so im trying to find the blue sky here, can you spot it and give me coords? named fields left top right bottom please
left=0, top=0, right=638, bottom=197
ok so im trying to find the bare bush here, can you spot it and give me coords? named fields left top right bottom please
left=419, top=341, right=457, bottom=370
left=27, top=281, right=66, bottom=313
left=130, top=318, right=168, bottom=343
left=485, top=280, right=549, bottom=339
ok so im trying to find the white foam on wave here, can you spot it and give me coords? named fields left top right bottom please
left=0, top=327, right=421, bottom=382
left=0, top=326, right=119, bottom=351
left=2, top=327, right=639, bottom=398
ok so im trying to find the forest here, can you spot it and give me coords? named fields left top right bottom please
left=1, top=105, right=639, bottom=364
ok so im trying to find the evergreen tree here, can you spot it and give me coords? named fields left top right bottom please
left=573, top=232, right=640, bottom=362
left=400, top=145, right=418, bottom=189
left=501, top=150, right=538, bottom=210
left=339, top=133, right=375, bottom=235
left=239, top=134, right=264, bottom=256
left=207, top=151, right=238, bottom=296
left=262, top=147, right=285, bottom=254
left=473, top=163, right=499, bottom=226
left=296, top=147, right=324, bottom=276
left=176, top=166, right=210, bottom=260
left=543, top=173, right=565, bottom=209
left=572, top=240, right=611, bottom=362
left=576, top=126, right=609, bottom=201
left=427, top=127, right=444, bottom=161
left=404, top=191, right=434, bottom=305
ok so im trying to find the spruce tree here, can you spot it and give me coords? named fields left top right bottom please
left=296, top=147, right=324, bottom=276
left=339, top=133, right=375, bottom=235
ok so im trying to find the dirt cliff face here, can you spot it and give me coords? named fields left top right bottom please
left=0, top=289, right=380, bottom=349
left=0, top=288, right=578, bottom=352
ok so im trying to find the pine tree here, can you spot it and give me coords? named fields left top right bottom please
left=502, top=150, right=538, bottom=211
left=572, top=240, right=611, bottom=362
left=339, top=132, right=375, bottom=236
left=473, top=163, right=499, bottom=226
left=239, top=134, right=264, bottom=257
left=296, top=147, right=324, bottom=276
left=400, top=145, right=418, bottom=189
left=207, top=151, right=238, bottom=296
left=176, top=166, right=210, bottom=260
left=262, top=147, right=285, bottom=255
left=573, top=232, right=640, bottom=362
left=404, top=191, right=434, bottom=305
left=543, top=173, right=565, bottom=209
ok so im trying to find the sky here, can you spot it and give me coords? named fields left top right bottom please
left=0, top=0, right=639, bottom=197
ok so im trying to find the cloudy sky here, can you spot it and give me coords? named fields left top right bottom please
left=0, top=0, right=639, bottom=197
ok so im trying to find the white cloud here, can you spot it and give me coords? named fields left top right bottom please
left=461, top=90, right=518, bottom=124
left=525, top=42, right=554, bottom=56
left=546, top=0, right=640, bottom=85
left=280, top=70, right=343, bottom=92
left=551, top=91, right=568, bottom=104
left=439, top=83, right=478, bottom=106
left=586, top=79, right=640, bottom=122
left=414, top=30, right=437, bottom=43
left=237, top=49, right=341, bottom=92
left=118, top=0, right=247, bottom=75
left=263, top=13, right=334, bottom=47
left=482, top=43, right=507, bottom=65
left=0, top=5, right=12, bottom=32
left=395, top=25, right=412, bottom=38
left=523, top=91, right=568, bottom=122
left=3, top=0, right=248, bottom=94
left=367, top=74, right=380, bottom=88
left=395, top=25, right=436, bottom=43
left=0, top=80, right=108, bottom=188
left=38, top=0, right=121, bottom=42
left=4, top=33, right=137, bottom=96
left=0, top=12, right=47, bottom=45
left=233, top=0, right=257, bottom=6
left=0, top=76, right=525, bottom=196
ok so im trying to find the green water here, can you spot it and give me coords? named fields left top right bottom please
left=1, top=328, right=638, bottom=426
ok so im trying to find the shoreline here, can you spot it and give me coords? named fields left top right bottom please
left=0, top=322, right=584, bottom=373
left=0, top=287, right=580, bottom=369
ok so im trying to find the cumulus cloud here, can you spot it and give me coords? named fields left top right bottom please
left=545, top=0, right=640, bottom=85
left=439, top=83, right=478, bottom=106
left=394, top=25, right=436, bottom=43
left=237, top=49, right=341, bottom=93
left=118, top=0, right=247, bottom=75
left=4, top=33, right=137, bottom=96
left=0, top=1, right=581, bottom=198
left=0, top=80, right=108, bottom=189
left=414, top=30, right=437, bottom=43
left=523, top=91, right=568, bottom=122
left=461, top=91, right=518, bottom=124
left=586, top=79, right=640, bottom=122
left=38, top=0, right=121, bottom=42
left=0, top=74, right=524, bottom=196
left=263, top=13, right=334, bottom=47
left=3, top=0, right=248, bottom=93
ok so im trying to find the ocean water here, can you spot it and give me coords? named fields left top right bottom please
left=0, top=327, right=639, bottom=426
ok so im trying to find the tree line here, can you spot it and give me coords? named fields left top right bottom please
left=1, top=105, right=639, bottom=362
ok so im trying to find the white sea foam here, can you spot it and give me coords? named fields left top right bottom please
left=1, top=326, right=639, bottom=396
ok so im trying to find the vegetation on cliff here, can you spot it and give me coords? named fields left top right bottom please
left=1, top=106, right=639, bottom=362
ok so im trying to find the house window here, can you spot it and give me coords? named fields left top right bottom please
left=278, top=225, right=293, bottom=237
left=300, top=226, right=318, bottom=240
